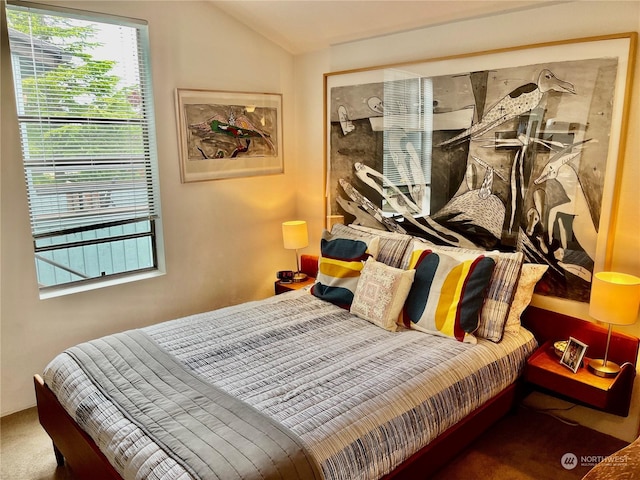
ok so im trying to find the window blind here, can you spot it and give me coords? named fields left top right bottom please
left=7, top=1, right=160, bottom=239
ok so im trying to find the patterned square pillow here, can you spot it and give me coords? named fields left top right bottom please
left=402, top=250, right=496, bottom=343
left=503, top=264, right=549, bottom=334
left=350, top=258, right=415, bottom=331
left=406, top=240, right=523, bottom=342
left=311, top=231, right=379, bottom=309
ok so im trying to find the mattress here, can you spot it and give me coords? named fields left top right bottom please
left=43, top=290, right=537, bottom=480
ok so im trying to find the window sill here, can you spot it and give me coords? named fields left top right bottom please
left=39, top=269, right=165, bottom=300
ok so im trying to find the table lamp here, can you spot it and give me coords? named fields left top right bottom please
left=282, top=220, right=308, bottom=282
left=588, top=271, right=640, bottom=378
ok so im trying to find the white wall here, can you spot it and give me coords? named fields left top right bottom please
left=1, top=0, right=298, bottom=415
left=294, top=1, right=640, bottom=441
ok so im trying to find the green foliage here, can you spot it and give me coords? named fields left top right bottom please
left=7, top=9, right=99, bottom=53
left=7, top=8, right=144, bottom=184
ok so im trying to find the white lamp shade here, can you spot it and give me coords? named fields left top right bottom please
left=282, top=221, right=308, bottom=250
left=589, top=271, right=640, bottom=326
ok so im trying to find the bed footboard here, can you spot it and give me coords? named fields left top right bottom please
left=34, top=374, right=122, bottom=480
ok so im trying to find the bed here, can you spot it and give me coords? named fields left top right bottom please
left=34, top=224, right=543, bottom=480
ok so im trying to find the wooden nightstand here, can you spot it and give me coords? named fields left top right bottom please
left=522, top=307, right=640, bottom=417
left=275, top=254, right=318, bottom=295
left=274, top=277, right=315, bottom=295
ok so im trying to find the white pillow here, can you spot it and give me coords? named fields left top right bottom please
left=405, top=240, right=523, bottom=342
left=350, top=258, right=415, bottom=331
left=503, top=264, right=549, bottom=334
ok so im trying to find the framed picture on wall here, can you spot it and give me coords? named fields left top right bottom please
left=323, top=33, right=636, bottom=304
left=175, top=89, right=283, bottom=182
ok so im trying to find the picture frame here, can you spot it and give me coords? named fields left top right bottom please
left=175, top=89, right=283, bottom=182
left=324, top=33, right=636, bottom=304
left=560, top=336, right=588, bottom=373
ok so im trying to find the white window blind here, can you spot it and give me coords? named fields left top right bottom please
left=6, top=1, right=163, bottom=291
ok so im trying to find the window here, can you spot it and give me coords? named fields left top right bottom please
left=6, top=1, right=164, bottom=295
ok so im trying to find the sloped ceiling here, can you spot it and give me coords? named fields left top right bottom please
left=210, top=1, right=561, bottom=55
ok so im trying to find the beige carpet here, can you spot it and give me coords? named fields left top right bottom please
left=1, top=407, right=72, bottom=480
left=0, top=404, right=628, bottom=479
left=432, top=405, right=627, bottom=480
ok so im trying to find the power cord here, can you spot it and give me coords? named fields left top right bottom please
left=520, top=402, right=580, bottom=426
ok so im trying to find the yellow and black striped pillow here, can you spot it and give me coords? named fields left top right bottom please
left=311, top=231, right=379, bottom=309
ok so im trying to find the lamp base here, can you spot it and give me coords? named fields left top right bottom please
left=292, top=272, right=308, bottom=282
left=588, top=358, right=621, bottom=378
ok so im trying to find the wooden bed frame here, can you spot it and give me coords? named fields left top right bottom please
left=33, top=298, right=639, bottom=479
left=33, top=373, right=523, bottom=479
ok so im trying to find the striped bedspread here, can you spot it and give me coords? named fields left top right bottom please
left=43, top=291, right=537, bottom=480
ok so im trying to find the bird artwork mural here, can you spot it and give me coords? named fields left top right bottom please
left=532, top=138, right=598, bottom=277
left=437, top=69, right=576, bottom=147
left=326, top=57, right=620, bottom=303
left=188, top=107, right=276, bottom=159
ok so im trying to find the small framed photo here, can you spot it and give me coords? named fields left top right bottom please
left=560, top=337, right=588, bottom=373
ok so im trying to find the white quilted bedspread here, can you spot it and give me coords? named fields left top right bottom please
left=44, top=291, right=536, bottom=480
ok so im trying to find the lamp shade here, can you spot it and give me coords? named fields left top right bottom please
left=282, top=221, right=308, bottom=250
left=589, top=271, right=640, bottom=326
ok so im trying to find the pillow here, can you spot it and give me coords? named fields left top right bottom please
left=503, top=264, right=549, bottom=334
left=332, top=224, right=413, bottom=269
left=402, top=250, right=496, bottom=343
left=311, top=230, right=379, bottom=309
left=350, top=258, right=415, bottom=331
left=406, top=240, right=523, bottom=342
